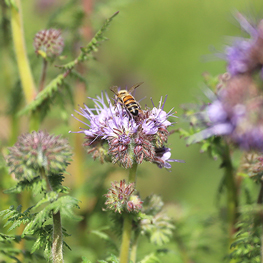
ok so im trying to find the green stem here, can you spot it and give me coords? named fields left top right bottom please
left=52, top=211, right=64, bottom=263
left=130, top=231, right=139, bottom=263
left=128, top=162, right=138, bottom=185
left=40, top=168, right=64, bottom=263
left=10, top=0, right=36, bottom=104
left=119, top=163, right=138, bottom=263
left=119, top=214, right=132, bottom=263
left=221, top=144, right=238, bottom=261
left=29, top=111, right=41, bottom=132
left=39, top=59, right=48, bottom=92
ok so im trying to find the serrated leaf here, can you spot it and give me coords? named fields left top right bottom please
left=0, top=233, right=15, bottom=243
left=58, top=11, right=119, bottom=70
left=24, top=195, right=81, bottom=235
left=17, top=73, right=65, bottom=116
left=34, top=191, right=58, bottom=209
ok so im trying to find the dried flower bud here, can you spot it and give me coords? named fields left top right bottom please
left=104, top=179, right=142, bottom=213
left=6, top=131, right=72, bottom=181
left=34, top=29, right=64, bottom=58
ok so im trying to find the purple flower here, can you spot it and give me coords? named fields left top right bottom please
left=226, top=40, right=253, bottom=75
left=71, top=91, right=182, bottom=169
left=225, top=13, right=263, bottom=76
left=154, top=147, right=184, bottom=169
left=194, top=74, right=263, bottom=152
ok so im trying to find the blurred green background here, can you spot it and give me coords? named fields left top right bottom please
left=2, top=0, right=263, bottom=262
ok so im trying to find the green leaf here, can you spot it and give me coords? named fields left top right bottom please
left=81, top=257, right=93, bottom=263
left=139, top=253, right=161, bottom=263
left=58, top=11, right=119, bottom=70
left=0, top=233, right=15, bottom=243
left=4, top=176, right=42, bottom=194
left=141, top=212, right=175, bottom=246
left=4, top=0, right=18, bottom=10
left=91, top=229, right=118, bottom=254
left=23, top=195, right=81, bottom=235
left=98, top=254, right=120, bottom=263
left=17, top=73, right=65, bottom=116
left=0, top=247, right=21, bottom=263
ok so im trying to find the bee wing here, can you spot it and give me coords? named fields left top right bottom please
left=109, top=86, right=119, bottom=95
left=128, top=82, right=144, bottom=94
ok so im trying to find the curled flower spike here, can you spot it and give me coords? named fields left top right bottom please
left=70, top=90, right=184, bottom=169
left=34, top=29, right=64, bottom=58
left=6, top=131, right=72, bottom=181
left=104, top=180, right=142, bottom=213
left=225, top=13, right=263, bottom=76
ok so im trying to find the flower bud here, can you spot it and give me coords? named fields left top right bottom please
left=6, top=131, right=72, bottom=181
left=34, top=29, right=64, bottom=58
left=104, top=180, right=142, bottom=213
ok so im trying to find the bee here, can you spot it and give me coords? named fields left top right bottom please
left=110, top=82, right=143, bottom=117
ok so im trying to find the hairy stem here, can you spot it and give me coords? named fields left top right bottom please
left=52, top=211, right=64, bottom=263
left=119, top=214, right=132, bottom=263
left=221, top=144, right=238, bottom=261
left=128, top=162, right=138, bottom=185
left=39, top=59, right=48, bottom=92
left=119, top=163, right=138, bottom=263
left=40, top=168, right=64, bottom=263
left=10, top=0, right=36, bottom=104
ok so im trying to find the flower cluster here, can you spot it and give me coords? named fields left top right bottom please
left=71, top=91, right=182, bottom=169
left=34, top=28, right=64, bottom=58
left=193, top=14, right=263, bottom=151
left=104, top=180, right=143, bottom=213
left=6, top=131, right=72, bottom=181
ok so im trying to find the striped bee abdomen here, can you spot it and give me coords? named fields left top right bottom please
left=123, top=95, right=139, bottom=116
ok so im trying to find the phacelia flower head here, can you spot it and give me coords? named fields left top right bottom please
left=70, top=90, right=184, bottom=169
left=225, top=13, right=263, bottom=76
left=104, top=179, right=142, bottom=213
left=6, top=131, right=72, bottom=181
left=34, top=29, right=64, bottom=58
left=194, top=73, right=263, bottom=152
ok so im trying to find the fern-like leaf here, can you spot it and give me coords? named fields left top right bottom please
left=23, top=195, right=81, bottom=236
left=17, top=73, right=65, bottom=116
left=58, top=11, right=119, bottom=70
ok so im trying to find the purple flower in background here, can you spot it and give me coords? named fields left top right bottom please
left=70, top=91, right=184, bottom=169
left=225, top=13, right=263, bottom=76
left=196, top=73, right=263, bottom=151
